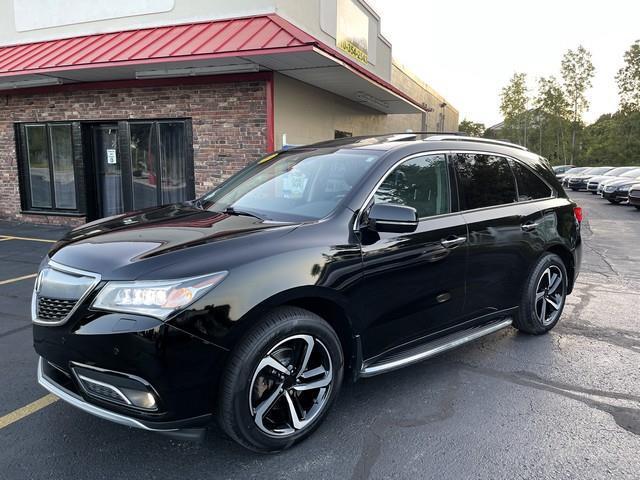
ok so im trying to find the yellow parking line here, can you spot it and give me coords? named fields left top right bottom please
left=0, top=394, right=58, bottom=430
left=0, top=235, right=56, bottom=243
left=0, top=273, right=37, bottom=285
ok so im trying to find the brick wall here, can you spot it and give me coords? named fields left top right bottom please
left=0, top=79, right=268, bottom=226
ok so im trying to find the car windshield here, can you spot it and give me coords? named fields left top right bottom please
left=621, top=168, right=640, bottom=178
left=565, top=167, right=588, bottom=175
left=605, top=167, right=634, bottom=176
left=586, top=167, right=612, bottom=175
left=200, top=148, right=382, bottom=222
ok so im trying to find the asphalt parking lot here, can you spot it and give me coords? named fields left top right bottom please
left=1, top=193, right=640, bottom=480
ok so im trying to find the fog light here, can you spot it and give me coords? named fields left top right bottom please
left=120, top=388, right=157, bottom=410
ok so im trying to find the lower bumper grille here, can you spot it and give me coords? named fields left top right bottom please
left=37, top=297, right=76, bottom=322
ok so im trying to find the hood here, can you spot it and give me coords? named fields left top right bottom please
left=587, top=175, right=613, bottom=183
left=604, top=178, right=639, bottom=189
left=49, top=203, right=298, bottom=279
left=600, top=176, right=630, bottom=186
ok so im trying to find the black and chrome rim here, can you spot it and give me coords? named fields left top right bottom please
left=249, top=334, right=333, bottom=437
left=535, top=265, right=565, bottom=326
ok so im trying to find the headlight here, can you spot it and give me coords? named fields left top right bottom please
left=92, top=271, right=228, bottom=320
left=618, top=185, right=630, bottom=192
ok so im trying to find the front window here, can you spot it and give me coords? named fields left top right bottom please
left=373, top=154, right=450, bottom=218
left=201, top=148, right=382, bottom=222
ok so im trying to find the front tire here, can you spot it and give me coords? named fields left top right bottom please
left=514, top=253, right=568, bottom=335
left=217, top=307, right=344, bottom=452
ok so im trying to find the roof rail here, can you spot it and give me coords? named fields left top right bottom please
left=426, top=135, right=529, bottom=151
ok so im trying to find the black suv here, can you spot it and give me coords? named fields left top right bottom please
left=33, top=134, right=582, bottom=452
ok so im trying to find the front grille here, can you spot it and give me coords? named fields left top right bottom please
left=37, top=296, right=76, bottom=322
left=32, top=262, right=100, bottom=325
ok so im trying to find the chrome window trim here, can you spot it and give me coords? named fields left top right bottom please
left=354, top=149, right=557, bottom=232
left=31, top=259, right=101, bottom=326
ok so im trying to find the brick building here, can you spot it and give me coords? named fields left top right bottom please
left=0, top=0, right=458, bottom=226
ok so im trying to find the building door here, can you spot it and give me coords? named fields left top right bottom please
left=91, top=124, right=123, bottom=218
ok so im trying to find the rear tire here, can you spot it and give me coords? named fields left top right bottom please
left=513, top=253, right=568, bottom=335
left=217, top=306, right=344, bottom=452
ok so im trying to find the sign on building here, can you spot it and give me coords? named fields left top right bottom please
left=337, top=0, right=369, bottom=64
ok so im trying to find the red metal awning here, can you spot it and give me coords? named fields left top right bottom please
left=0, top=14, right=424, bottom=114
left=0, top=16, right=314, bottom=75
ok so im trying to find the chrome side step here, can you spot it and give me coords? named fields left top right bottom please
left=360, top=318, right=513, bottom=378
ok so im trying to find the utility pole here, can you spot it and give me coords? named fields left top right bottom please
left=439, top=102, right=447, bottom=132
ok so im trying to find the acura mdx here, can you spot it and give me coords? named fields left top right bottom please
left=33, top=134, right=582, bottom=452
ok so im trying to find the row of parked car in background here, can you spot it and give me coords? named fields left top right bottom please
left=554, top=164, right=640, bottom=209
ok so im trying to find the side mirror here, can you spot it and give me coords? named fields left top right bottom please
left=366, top=203, right=418, bottom=233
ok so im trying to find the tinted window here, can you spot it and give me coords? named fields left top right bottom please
left=453, top=153, right=517, bottom=209
left=511, top=161, right=552, bottom=201
left=374, top=154, right=450, bottom=218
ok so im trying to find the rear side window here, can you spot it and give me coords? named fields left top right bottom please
left=374, top=153, right=450, bottom=218
left=510, top=161, right=553, bottom=201
left=453, top=153, right=517, bottom=209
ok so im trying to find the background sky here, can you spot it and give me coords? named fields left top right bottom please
left=367, top=0, right=640, bottom=127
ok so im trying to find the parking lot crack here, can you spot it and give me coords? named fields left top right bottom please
left=457, top=363, right=640, bottom=436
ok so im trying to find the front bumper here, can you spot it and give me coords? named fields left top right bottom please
left=37, top=358, right=210, bottom=439
left=34, top=308, right=228, bottom=437
left=569, top=180, right=588, bottom=190
left=602, top=190, right=629, bottom=202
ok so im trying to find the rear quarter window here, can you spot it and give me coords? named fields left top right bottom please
left=510, top=161, right=553, bottom=201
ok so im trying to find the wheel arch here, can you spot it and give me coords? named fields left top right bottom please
left=229, top=287, right=360, bottom=376
left=546, top=244, right=575, bottom=293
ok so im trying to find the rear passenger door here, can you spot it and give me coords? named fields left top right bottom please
left=453, top=153, right=548, bottom=320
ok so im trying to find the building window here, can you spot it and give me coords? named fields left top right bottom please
left=19, top=123, right=78, bottom=212
left=16, top=119, right=193, bottom=219
left=129, top=120, right=190, bottom=210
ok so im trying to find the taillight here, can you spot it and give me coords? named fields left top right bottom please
left=573, top=206, right=583, bottom=223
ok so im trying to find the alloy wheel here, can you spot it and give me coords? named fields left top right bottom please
left=534, top=265, right=565, bottom=326
left=249, top=334, right=333, bottom=437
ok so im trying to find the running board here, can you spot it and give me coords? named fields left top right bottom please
left=360, top=318, right=513, bottom=378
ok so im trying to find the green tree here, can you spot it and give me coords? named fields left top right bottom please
left=534, top=76, right=571, bottom=163
left=458, top=119, right=485, bottom=137
left=561, top=45, right=595, bottom=162
left=616, top=40, right=640, bottom=112
left=583, top=111, right=640, bottom=165
left=499, top=72, right=529, bottom=146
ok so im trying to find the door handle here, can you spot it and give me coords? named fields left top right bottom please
left=440, top=236, right=467, bottom=248
left=521, top=222, right=539, bottom=232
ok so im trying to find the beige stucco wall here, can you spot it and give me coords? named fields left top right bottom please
left=274, top=73, right=430, bottom=148
left=391, top=63, right=459, bottom=132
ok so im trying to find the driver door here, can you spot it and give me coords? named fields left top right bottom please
left=356, top=153, right=468, bottom=359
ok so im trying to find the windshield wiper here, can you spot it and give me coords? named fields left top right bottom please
left=222, top=206, right=265, bottom=220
